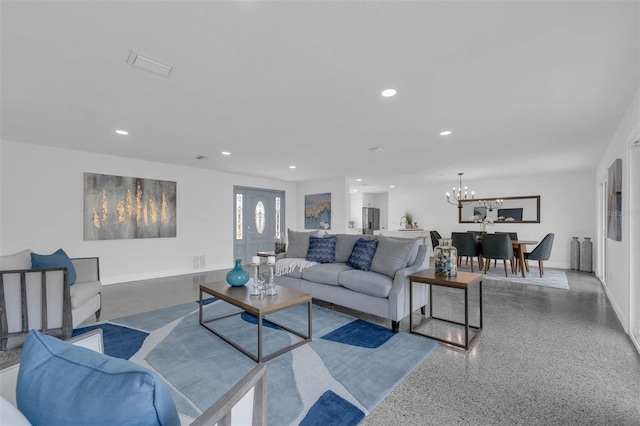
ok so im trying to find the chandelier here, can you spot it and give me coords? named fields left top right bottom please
left=479, top=198, right=503, bottom=212
left=446, top=172, right=474, bottom=208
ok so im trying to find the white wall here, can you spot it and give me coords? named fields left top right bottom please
left=0, top=140, right=298, bottom=284
left=595, top=88, right=640, bottom=334
left=297, top=177, right=348, bottom=234
left=386, top=171, right=596, bottom=269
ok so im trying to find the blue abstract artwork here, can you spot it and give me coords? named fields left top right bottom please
left=305, top=192, right=331, bottom=229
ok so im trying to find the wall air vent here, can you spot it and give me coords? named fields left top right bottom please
left=126, top=50, right=173, bottom=78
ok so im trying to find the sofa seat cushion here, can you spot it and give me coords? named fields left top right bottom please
left=70, top=280, right=101, bottom=309
left=17, top=330, right=179, bottom=426
left=301, top=263, right=352, bottom=286
left=370, top=236, right=419, bottom=278
left=338, top=270, right=393, bottom=298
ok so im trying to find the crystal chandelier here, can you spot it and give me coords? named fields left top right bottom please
left=479, top=198, right=503, bottom=212
left=446, top=172, right=474, bottom=208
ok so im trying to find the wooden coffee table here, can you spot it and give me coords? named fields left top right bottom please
left=199, top=281, right=312, bottom=362
left=409, top=269, right=483, bottom=350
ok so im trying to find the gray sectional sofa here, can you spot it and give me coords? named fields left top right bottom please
left=275, top=231, right=430, bottom=332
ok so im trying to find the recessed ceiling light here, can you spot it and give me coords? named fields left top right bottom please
left=381, top=89, right=397, bottom=97
left=390, top=185, right=395, bottom=188
left=440, top=130, right=452, bottom=136
left=221, top=151, right=231, bottom=156
left=289, top=165, right=296, bottom=169
left=356, top=178, right=362, bottom=182
left=353, top=189, right=358, bottom=192
left=115, top=130, right=129, bottom=135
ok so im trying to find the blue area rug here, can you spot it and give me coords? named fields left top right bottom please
left=76, top=299, right=437, bottom=425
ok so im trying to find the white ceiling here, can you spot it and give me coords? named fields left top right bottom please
left=1, top=1, right=638, bottom=191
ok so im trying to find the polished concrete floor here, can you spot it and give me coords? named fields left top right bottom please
left=8, top=268, right=640, bottom=424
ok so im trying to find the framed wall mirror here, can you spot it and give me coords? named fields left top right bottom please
left=458, top=195, right=541, bottom=224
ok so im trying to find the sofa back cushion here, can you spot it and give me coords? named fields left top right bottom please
left=17, top=330, right=179, bottom=426
left=307, top=235, right=337, bottom=263
left=286, top=229, right=315, bottom=258
left=346, top=238, right=379, bottom=272
left=370, top=236, right=419, bottom=278
left=334, top=234, right=362, bottom=263
left=0, top=249, right=32, bottom=271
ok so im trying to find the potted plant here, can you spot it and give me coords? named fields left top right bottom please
left=405, top=212, right=413, bottom=229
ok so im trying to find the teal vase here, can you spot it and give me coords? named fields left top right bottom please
left=226, top=259, right=250, bottom=287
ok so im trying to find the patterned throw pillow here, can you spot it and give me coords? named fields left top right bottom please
left=306, top=235, right=337, bottom=263
left=347, top=238, right=379, bottom=271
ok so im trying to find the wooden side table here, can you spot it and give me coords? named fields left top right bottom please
left=409, top=269, right=483, bottom=350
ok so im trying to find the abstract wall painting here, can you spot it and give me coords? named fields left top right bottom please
left=305, top=192, right=331, bottom=229
left=607, top=158, right=622, bottom=241
left=84, top=173, right=177, bottom=240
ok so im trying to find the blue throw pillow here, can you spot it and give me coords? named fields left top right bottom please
left=307, top=235, right=337, bottom=263
left=31, top=249, right=76, bottom=285
left=17, top=330, right=180, bottom=426
left=347, top=238, right=379, bottom=271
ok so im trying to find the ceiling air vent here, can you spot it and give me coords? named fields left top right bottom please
left=126, top=50, right=173, bottom=78
left=194, top=155, right=208, bottom=160
left=368, top=146, right=385, bottom=154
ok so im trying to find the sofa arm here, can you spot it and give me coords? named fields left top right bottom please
left=71, top=257, right=100, bottom=284
left=386, top=245, right=430, bottom=320
left=388, top=245, right=430, bottom=296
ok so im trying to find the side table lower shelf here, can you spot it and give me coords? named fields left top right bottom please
left=409, top=270, right=483, bottom=350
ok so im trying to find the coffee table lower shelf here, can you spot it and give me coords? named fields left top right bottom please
left=199, top=282, right=312, bottom=362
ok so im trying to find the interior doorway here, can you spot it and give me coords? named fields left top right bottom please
left=233, top=187, right=285, bottom=264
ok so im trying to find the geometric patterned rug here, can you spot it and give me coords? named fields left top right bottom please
left=75, top=299, right=437, bottom=425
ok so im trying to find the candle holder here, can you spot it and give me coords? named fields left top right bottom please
left=250, top=260, right=262, bottom=296
left=265, top=263, right=277, bottom=296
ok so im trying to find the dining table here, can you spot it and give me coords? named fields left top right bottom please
left=511, top=240, right=538, bottom=277
left=473, top=237, right=538, bottom=278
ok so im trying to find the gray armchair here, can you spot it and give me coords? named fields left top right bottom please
left=451, top=232, right=482, bottom=272
left=481, top=233, right=514, bottom=276
left=524, top=233, right=555, bottom=277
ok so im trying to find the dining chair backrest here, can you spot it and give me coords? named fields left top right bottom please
left=451, top=232, right=480, bottom=256
left=430, top=231, right=442, bottom=250
left=481, top=233, right=513, bottom=260
left=527, top=233, right=555, bottom=261
left=497, top=232, right=518, bottom=241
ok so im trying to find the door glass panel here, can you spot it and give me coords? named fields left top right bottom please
left=275, top=197, right=281, bottom=238
left=255, top=201, right=266, bottom=234
left=236, top=194, right=243, bottom=240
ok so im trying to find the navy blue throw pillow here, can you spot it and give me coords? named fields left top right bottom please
left=347, top=238, right=379, bottom=271
left=307, top=235, right=337, bottom=263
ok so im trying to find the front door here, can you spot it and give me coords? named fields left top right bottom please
left=233, top=187, right=285, bottom=263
